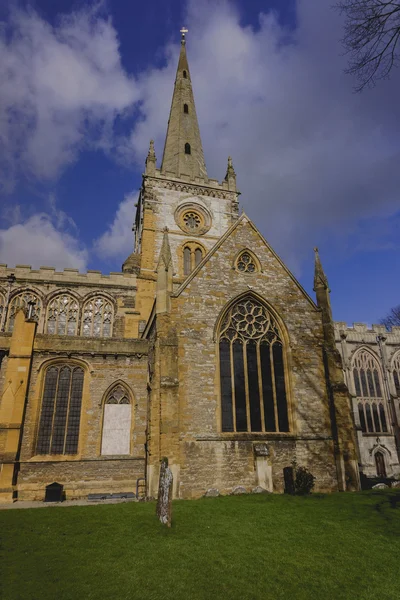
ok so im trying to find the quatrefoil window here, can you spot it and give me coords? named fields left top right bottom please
left=236, top=251, right=257, bottom=273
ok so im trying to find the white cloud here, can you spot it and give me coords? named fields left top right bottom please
left=0, top=2, right=138, bottom=191
left=0, top=212, right=88, bottom=271
left=93, top=192, right=138, bottom=260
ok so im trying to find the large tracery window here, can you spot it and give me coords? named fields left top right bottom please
left=46, top=294, right=79, bottom=336
left=219, top=296, right=289, bottom=433
left=101, top=384, right=132, bottom=455
left=36, top=364, right=84, bottom=455
left=353, top=349, right=388, bottom=434
left=392, top=352, right=400, bottom=396
left=82, top=297, right=113, bottom=338
left=7, top=291, right=42, bottom=332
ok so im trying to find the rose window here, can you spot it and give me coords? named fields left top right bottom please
left=183, top=211, right=201, bottom=231
left=236, top=251, right=256, bottom=273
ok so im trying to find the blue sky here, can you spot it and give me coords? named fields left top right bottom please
left=0, top=0, right=399, bottom=326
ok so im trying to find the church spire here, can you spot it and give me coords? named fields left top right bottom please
left=160, top=29, right=208, bottom=180
left=313, top=247, right=329, bottom=291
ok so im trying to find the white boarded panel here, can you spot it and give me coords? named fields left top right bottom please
left=101, top=404, right=131, bottom=455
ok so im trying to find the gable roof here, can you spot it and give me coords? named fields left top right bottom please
left=173, top=212, right=318, bottom=310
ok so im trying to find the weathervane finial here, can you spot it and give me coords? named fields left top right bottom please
left=180, top=27, right=188, bottom=42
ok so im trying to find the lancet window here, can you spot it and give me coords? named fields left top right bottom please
left=7, top=291, right=42, bottom=332
left=185, top=143, right=191, bottom=155
left=392, top=352, right=400, bottom=396
left=36, top=364, right=84, bottom=455
left=219, top=296, right=289, bottom=433
left=82, top=297, right=113, bottom=338
left=46, top=294, right=79, bottom=336
left=353, top=349, right=388, bottom=433
left=183, top=245, right=204, bottom=276
left=101, top=384, right=132, bottom=455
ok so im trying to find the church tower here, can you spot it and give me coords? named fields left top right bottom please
left=124, top=30, right=240, bottom=330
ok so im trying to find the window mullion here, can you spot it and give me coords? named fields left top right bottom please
left=243, top=341, right=251, bottom=432
left=230, top=341, right=236, bottom=432
left=270, top=344, right=279, bottom=432
left=257, top=342, right=265, bottom=432
left=48, top=368, right=60, bottom=452
left=63, top=367, right=74, bottom=454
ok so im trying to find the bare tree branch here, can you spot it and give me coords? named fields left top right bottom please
left=336, top=0, right=400, bottom=91
left=380, top=304, right=400, bottom=329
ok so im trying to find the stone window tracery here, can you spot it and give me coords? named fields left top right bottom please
left=36, top=364, right=84, bottom=455
left=82, top=297, right=113, bottom=338
left=7, top=291, right=42, bottom=332
left=353, top=349, right=388, bottom=433
left=235, top=251, right=257, bottom=273
left=219, top=296, right=289, bottom=433
left=101, top=384, right=132, bottom=455
left=46, top=294, right=79, bottom=336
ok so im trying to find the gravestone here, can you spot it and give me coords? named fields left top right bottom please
left=44, top=482, right=64, bottom=502
left=283, top=467, right=295, bottom=495
left=156, top=458, right=173, bottom=527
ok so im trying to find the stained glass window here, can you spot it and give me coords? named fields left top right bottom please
left=46, top=294, right=79, bottom=336
left=36, top=365, right=84, bottom=455
left=352, top=350, right=388, bottom=433
left=219, top=296, right=289, bottom=433
left=235, top=251, right=257, bottom=273
left=7, top=291, right=42, bottom=332
left=82, top=297, right=113, bottom=338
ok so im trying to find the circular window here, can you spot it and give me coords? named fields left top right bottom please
left=175, top=203, right=211, bottom=235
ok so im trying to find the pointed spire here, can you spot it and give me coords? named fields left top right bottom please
left=145, top=139, right=156, bottom=176
left=313, top=247, right=329, bottom=291
left=224, top=156, right=237, bottom=191
left=160, top=31, right=208, bottom=180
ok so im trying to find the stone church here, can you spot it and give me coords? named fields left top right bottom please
left=1, top=35, right=399, bottom=502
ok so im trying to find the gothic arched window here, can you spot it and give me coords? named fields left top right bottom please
left=219, top=296, right=289, bottom=433
left=7, top=291, right=42, bottom=332
left=101, top=384, right=132, bottom=455
left=235, top=251, right=258, bottom=273
left=183, top=244, right=204, bottom=276
left=352, top=349, right=388, bottom=433
left=185, top=143, right=191, bottom=155
left=392, top=352, right=400, bottom=396
left=375, top=451, right=387, bottom=478
left=183, top=103, right=189, bottom=114
left=46, top=294, right=79, bottom=336
left=82, top=297, right=113, bottom=338
left=36, top=364, right=84, bottom=455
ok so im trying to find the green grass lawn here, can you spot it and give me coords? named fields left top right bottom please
left=1, top=491, right=400, bottom=600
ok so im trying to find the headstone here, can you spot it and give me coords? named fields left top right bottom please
left=156, top=458, right=173, bottom=527
left=231, top=486, right=247, bottom=495
left=44, top=482, right=64, bottom=502
left=283, top=466, right=295, bottom=495
left=391, top=481, right=400, bottom=488
left=204, top=488, right=219, bottom=497
left=372, top=483, right=389, bottom=490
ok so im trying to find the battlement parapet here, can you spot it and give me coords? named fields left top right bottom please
left=0, top=264, right=136, bottom=289
left=334, top=321, right=400, bottom=343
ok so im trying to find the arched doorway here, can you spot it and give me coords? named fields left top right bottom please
left=375, top=451, right=387, bottom=478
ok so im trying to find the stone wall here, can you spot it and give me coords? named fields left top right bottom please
left=148, top=216, right=340, bottom=498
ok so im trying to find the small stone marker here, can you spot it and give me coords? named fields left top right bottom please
left=204, top=488, right=219, bottom=497
left=372, top=483, right=389, bottom=490
left=156, top=457, right=173, bottom=527
left=231, top=486, right=247, bottom=495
